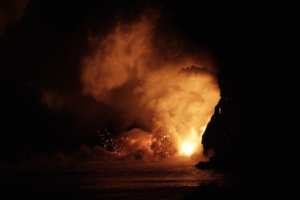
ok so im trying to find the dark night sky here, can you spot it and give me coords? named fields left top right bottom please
left=0, top=0, right=298, bottom=165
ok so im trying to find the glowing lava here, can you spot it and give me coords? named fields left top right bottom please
left=180, top=143, right=194, bottom=156
left=180, top=127, right=206, bottom=156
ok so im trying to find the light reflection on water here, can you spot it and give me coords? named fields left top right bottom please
left=0, top=159, right=233, bottom=199
left=77, top=163, right=229, bottom=190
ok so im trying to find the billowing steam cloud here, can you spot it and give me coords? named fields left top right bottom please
left=80, top=10, right=220, bottom=158
left=40, top=7, right=220, bottom=159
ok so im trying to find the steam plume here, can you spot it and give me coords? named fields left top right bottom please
left=78, top=9, right=220, bottom=157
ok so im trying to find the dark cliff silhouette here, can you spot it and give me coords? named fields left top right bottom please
left=194, top=3, right=298, bottom=198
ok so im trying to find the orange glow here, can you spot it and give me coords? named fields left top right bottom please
left=180, top=128, right=200, bottom=156
left=81, top=11, right=220, bottom=159
left=180, top=127, right=206, bottom=156
left=181, top=143, right=194, bottom=156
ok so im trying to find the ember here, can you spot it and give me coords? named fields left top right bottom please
left=98, top=127, right=177, bottom=159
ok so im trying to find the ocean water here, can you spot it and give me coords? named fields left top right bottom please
left=0, top=158, right=233, bottom=199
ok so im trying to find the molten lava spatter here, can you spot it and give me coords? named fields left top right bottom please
left=98, top=125, right=208, bottom=159
left=98, top=127, right=176, bottom=159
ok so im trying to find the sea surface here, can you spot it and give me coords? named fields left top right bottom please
left=0, top=158, right=234, bottom=200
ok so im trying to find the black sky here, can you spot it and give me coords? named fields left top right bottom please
left=0, top=0, right=298, bottom=165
